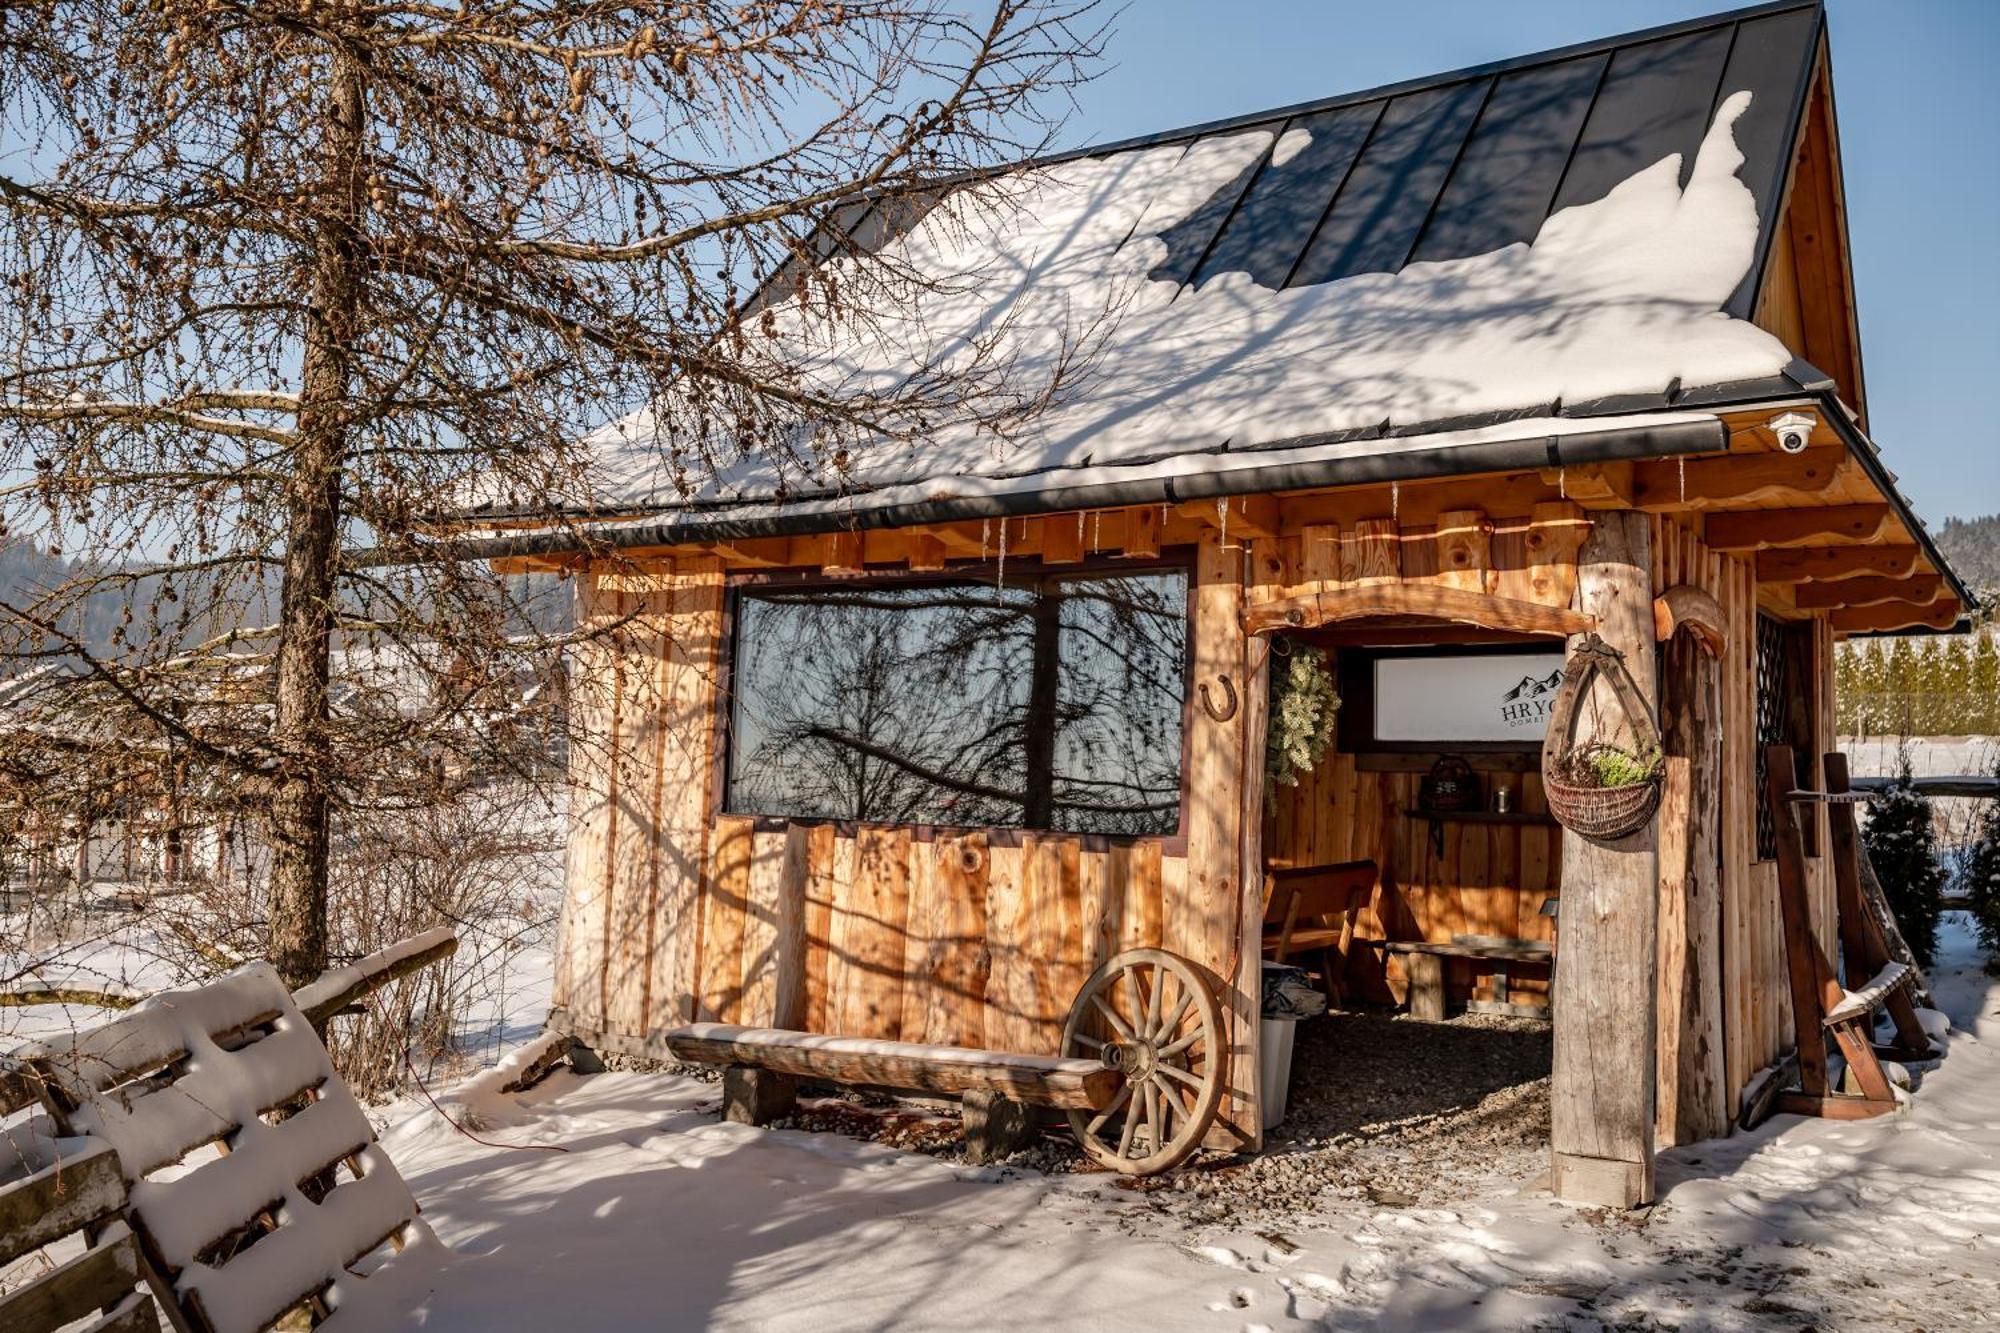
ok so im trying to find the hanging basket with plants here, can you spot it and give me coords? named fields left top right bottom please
left=1541, top=633, right=1664, bottom=841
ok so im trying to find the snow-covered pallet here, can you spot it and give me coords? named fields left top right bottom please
left=0, top=1137, right=159, bottom=1333
left=23, top=962, right=435, bottom=1333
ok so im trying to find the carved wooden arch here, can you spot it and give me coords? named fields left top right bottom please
left=1652, top=585, right=1728, bottom=658
left=1242, top=583, right=1593, bottom=638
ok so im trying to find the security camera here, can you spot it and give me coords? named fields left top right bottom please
left=1769, top=411, right=1815, bottom=455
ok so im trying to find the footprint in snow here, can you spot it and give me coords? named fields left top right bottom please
left=1203, top=1287, right=1256, bottom=1312
left=1187, top=1244, right=1248, bottom=1269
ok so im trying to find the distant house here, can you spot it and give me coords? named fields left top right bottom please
left=476, top=1, right=1965, bottom=1201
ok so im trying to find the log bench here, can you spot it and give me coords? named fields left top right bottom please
left=662, top=1023, right=1121, bottom=1164
left=1380, top=936, right=1554, bottom=1021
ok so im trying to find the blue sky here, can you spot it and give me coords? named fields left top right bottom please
left=1065, top=1, right=2000, bottom=525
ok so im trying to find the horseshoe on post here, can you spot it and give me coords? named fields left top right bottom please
left=1198, top=674, right=1238, bottom=722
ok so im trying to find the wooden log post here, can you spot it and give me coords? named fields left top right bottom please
left=1550, top=510, right=1660, bottom=1208
left=1656, top=615, right=1728, bottom=1146
left=961, top=1090, right=1037, bottom=1164
left=1185, top=533, right=1262, bottom=1152
left=723, top=1065, right=798, bottom=1126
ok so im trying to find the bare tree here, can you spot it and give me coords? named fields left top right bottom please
left=0, top=2, right=1107, bottom=985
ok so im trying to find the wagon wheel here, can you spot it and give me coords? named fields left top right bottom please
left=1061, top=947, right=1225, bottom=1176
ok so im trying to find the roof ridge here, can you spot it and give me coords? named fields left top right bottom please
left=1033, top=0, right=1822, bottom=169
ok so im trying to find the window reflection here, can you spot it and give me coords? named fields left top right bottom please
left=727, top=567, right=1188, bottom=835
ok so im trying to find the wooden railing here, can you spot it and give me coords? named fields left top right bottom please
left=0, top=929, right=458, bottom=1118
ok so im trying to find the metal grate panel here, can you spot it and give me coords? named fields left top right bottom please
left=1754, top=612, right=1790, bottom=860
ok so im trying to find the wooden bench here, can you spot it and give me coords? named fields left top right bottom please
left=1261, top=860, right=1377, bottom=1004
left=1381, top=936, right=1554, bottom=1021
left=0, top=1139, right=159, bottom=1333
left=663, top=1023, right=1120, bottom=1164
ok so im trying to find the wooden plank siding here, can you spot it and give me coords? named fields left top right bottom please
left=549, top=533, right=1264, bottom=1142
left=553, top=481, right=1846, bottom=1151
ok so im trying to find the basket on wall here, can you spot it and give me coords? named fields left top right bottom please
left=1540, top=633, right=1663, bottom=841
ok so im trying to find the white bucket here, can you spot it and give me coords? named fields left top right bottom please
left=1260, top=1017, right=1298, bottom=1131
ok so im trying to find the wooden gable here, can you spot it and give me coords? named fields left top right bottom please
left=1753, top=43, right=1867, bottom=424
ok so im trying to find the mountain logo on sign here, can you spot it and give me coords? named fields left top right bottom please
left=1502, top=670, right=1563, bottom=703
left=1499, top=669, right=1563, bottom=727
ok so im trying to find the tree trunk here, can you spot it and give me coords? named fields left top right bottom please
left=1550, top=510, right=1659, bottom=1208
left=1020, top=584, right=1063, bottom=828
left=268, top=51, right=367, bottom=989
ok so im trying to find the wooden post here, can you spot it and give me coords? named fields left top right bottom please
left=961, top=1090, right=1036, bottom=1164
left=723, top=1065, right=797, bottom=1126
left=1184, top=533, right=1261, bottom=1151
left=1656, top=621, right=1728, bottom=1145
left=1406, top=952, right=1447, bottom=1022
left=1765, top=744, right=1838, bottom=1100
left=1550, top=510, right=1659, bottom=1208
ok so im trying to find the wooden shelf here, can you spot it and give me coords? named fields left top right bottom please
left=1403, top=809, right=1557, bottom=827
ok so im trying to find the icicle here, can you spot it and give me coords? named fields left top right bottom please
left=1678, top=454, right=1687, bottom=506
left=1558, top=467, right=1567, bottom=500
left=995, top=518, right=1009, bottom=601
left=1217, top=496, right=1230, bottom=549
left=1093, top=510, right=1103, bottom=549
left=1391, top=480, right=1400, bottom=522
left=981, top=517, right=990, bottom=560
left=1077, top=510, right=1086, bottom=549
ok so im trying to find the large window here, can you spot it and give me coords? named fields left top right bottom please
left=725, top=566, right=1189, bottom=836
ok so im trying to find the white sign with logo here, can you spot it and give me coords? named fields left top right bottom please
left=1373, top=651, right=1565, bottom=743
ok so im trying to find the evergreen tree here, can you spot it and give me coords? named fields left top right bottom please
left=1860, top=638, right=1890, bottom=736
left=1861, top=755, right=1947, bottom=966
left=1885, top=637, right=1918, bottom=737
left=1973, top=634, right=2000, bottom=735
left=1961, top=760, right=2000, bottom=951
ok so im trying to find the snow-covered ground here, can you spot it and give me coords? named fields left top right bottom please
left=1843, top=734, right=1999, bottom=781
left=331, top=916, right=2000, bottom=1330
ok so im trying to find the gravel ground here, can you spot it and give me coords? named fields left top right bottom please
left=757, top=1005, right=1553, bottom=1230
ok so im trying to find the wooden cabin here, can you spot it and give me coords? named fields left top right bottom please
left=480, top=0, right=1969, bottom=1205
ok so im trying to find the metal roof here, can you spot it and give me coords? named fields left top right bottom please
left=831, top=0, right=1824, bottom=322
left=453, top=0, right=1975, bottom=624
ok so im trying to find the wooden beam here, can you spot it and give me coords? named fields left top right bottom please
left=1790, top=575, right=1943, bottom=611
left=1178, top=494, right=1281, bottom=541
left=1434, top=508, right=1494, bottom=594
left=1244, top=583, right=1593, bottom=638
left=1123, top=505, right=1162, bottom=559
left=1703, top=504, right=1892, bottom=551
left=1537, top=461, right=1633, bottom=506
left=1756, top=544, right=1923, bottom=584
left=662, top=1023, right=1120, bottom=1110
left=822, top=529, right=864, bottom=573
left=1652, top=585, right=1727, bottom=657
left=1632, top=447, right=1844, bottom=511
left=1041, top=511, right=1087, bottom=565
left=1339, top=519, right=1401, bottom=583
left=294, top=928, right=459, bottom=1026
left=1829, top=599, right=1961, bottom=634
left=1766, top=743, right=1837, bottom=1099
left=907, top=532, right=948, bottom=572
left=702, top=539, right=792, bottom=568
left=1550, top=510, right=1658, bottom=1209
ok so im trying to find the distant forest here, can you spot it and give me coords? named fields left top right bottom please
left=1935, top=513, right=2000, bottom=609
left=1833, top=512, right=1999, bottom=738
left=0, top=539, right=572, bottom=666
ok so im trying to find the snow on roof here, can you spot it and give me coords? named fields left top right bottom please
left=491, top=2, right=1828, bottom=527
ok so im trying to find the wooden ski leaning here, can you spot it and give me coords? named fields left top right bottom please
left=1763, top=745, right=1938, bottom=1122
